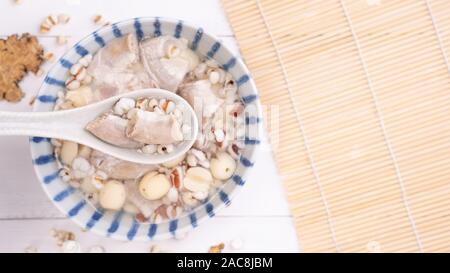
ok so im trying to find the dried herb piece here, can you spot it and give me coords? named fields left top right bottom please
left=0, top=33, right=44, bottom=102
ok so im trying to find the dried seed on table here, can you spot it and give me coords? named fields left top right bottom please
left=88, top=245, right=105, bottom=253
left=58, top=14, right=71, bottom=24
left=34, top=68, right=44, bottom=77
left=208, top=243, right=225, bottom=253
left=149, top=245, right=161, bottom=253
left=45, top=14, right=58, bottom=26
left=40, top=22, right=51, bottom=33
left=24, top=246, right=38, bottom=253
left=49, top=228, right=57, bottom=237
left=62, top=240, right=81, bottom=253
left=44, top=52, right=55, bottom=62
left=93, top=14, right=104, bottom=24
left=28, top=95, right=36, bottom=106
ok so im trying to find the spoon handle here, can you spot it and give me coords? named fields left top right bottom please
left=0, top=110, right=75, bottom=139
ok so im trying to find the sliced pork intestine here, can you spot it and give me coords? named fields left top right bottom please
left=179, top=80, right=224, bottom=118
left=90, top=64, right=156, bottom=101
left=125, top=180, right=162, bottom=218
left=89, top=150, right=157, bottom=180
left=87, top=34, right=155, bottom=101
left=85, top=113, right=143, bottom=149
left=139, top=36, right=196, bottom=92
left=126, top=110, right=183, bottom=145
left=88, top=33, right=139, bottom=71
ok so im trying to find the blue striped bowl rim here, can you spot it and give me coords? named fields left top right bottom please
left=30, top=17, right=262, bottom=241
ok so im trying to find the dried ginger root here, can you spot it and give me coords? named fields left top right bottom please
left=0, top=33, right=44, bottom=102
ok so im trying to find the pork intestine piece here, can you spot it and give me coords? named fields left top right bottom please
left=85, top=113, right=143, bottom=149
left=126, top=110, right=183, bottom=145
left=179, top=80, right=224, bottom=118
left=89, top=150, right=157, bottom=180
left=139, top=36, right=195, bottom=92
left=91, top=33, right=139, bottom=70
left=87, top=34, right=155, bottom=101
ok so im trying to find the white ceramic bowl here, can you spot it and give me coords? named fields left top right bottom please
left=31, top=17, right=262, bottom=241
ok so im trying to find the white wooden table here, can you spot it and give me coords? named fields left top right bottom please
left=0, top=0, right=299, bottom=253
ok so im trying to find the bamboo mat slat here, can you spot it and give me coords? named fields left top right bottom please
left=222, top=0, right=450, bottom=252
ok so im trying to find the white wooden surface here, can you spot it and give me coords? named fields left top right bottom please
left=0, top=0, right=299, bottom=253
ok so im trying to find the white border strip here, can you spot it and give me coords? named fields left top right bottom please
left=340, top=0, right=424, bottom=252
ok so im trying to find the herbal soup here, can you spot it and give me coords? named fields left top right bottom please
left=53, top=34, right=246, bottom=223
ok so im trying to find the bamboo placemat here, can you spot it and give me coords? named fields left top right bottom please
left=222, top=0, right=450, bottom=252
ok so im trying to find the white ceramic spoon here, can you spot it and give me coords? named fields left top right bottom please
left=0, top=89, right=198, bottom=165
